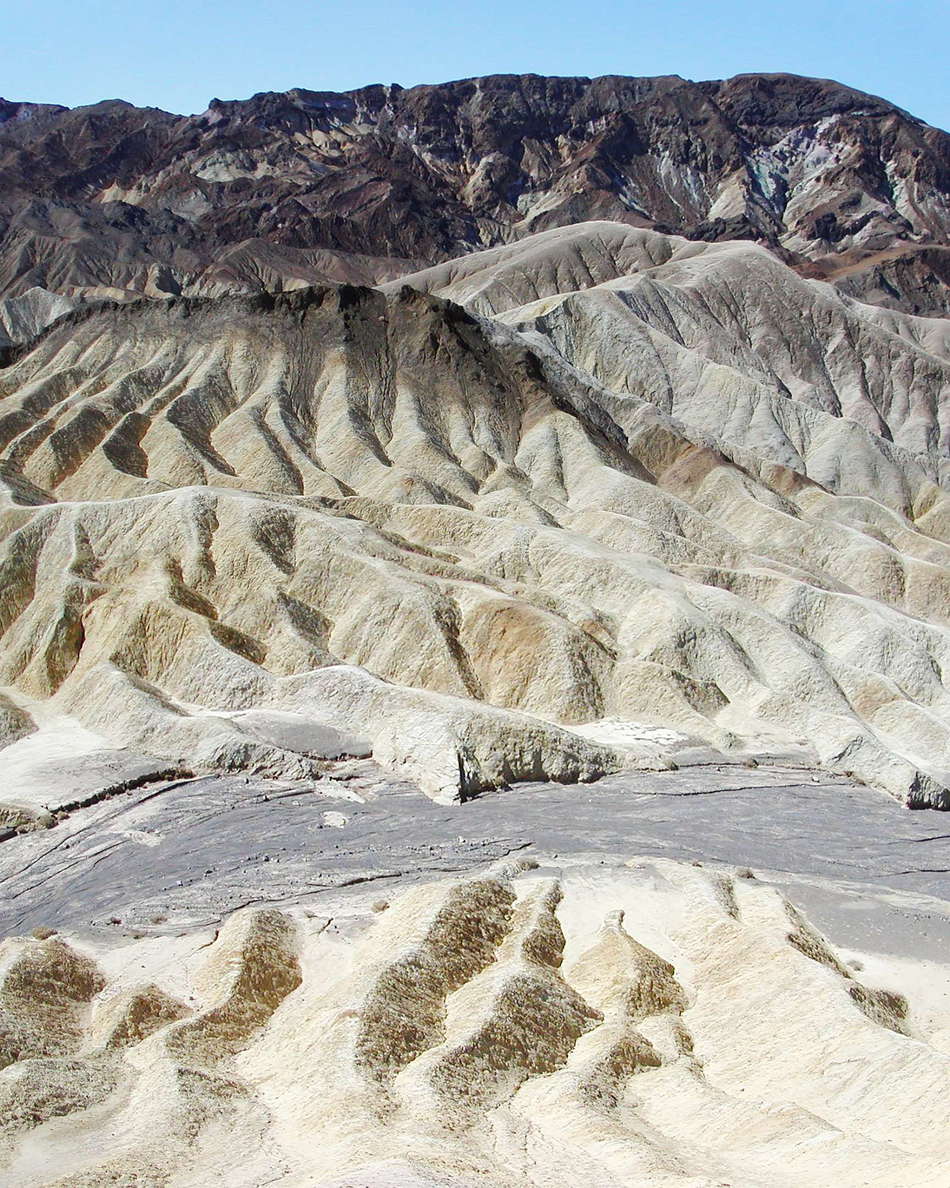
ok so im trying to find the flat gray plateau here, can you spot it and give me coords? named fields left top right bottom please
left=3, top=761, right=947, bottom=959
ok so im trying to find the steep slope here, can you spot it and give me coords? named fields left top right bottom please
left=392, top=222, right=950, bottom=478
left=1, top=72, right=948, bottom=315
left=0, top=227, right=948, bottom=805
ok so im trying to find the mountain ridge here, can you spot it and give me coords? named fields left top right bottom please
left=1, top=71, right=948, bottom=316
left=0, top=222, right=948, bottom=808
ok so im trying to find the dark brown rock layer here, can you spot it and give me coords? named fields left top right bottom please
left=1, top=73, right=948, bottom=313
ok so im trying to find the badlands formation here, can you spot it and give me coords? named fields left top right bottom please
left=0, top=221, right=948, bottom=807
left=1, top=855, right=949, bottom=1188
left=0, top=72, right=948, bottom=1187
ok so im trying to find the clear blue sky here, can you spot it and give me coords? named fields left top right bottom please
left=4, top=0, right=948, bottom=130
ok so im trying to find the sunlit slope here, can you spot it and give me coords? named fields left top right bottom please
left=0, top=230, right=948, bottom=803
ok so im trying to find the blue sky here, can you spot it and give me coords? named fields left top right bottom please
left=5, top=0, right=947, bottom=130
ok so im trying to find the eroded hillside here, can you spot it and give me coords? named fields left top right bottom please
left=1, top=858, right=948, bottom=1187
left=0, top=223, right=948, bottom=805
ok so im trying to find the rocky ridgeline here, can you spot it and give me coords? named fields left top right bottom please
left=0, top=72, right=948, bottom=314
left=0, top=223, right=947, bottom=806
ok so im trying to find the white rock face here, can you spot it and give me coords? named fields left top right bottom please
left=0, top=223, right=948, bottom=804
left=1, top=860, right=948, bottom=1186
left=0, top=287, right=78, bottom=348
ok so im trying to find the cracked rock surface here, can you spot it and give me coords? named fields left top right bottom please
left=0, top=761, right=947, bottom=953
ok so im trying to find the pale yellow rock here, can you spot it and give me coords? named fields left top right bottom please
left=1, top=863, right=948, bottom=1186
left=0, top=227, right=947, bottom=803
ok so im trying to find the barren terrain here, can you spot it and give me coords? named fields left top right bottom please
left=0, top=70, right=948, bottom=1186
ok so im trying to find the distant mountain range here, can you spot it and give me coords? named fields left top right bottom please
left=1, top=72, right=949, bottom=315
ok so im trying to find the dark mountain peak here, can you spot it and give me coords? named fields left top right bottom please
left=0, top=98, right=69, bottom=126
left=0, top=71, right=947, bottom=315
left=705, top=72, right=917, bottom=129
